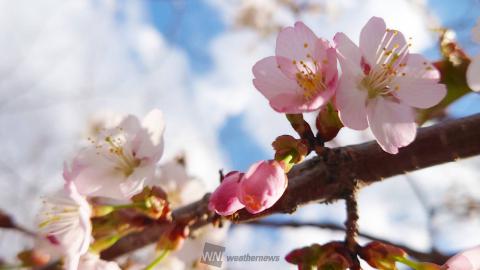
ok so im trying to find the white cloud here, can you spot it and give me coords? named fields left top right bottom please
left=0, top=0, right=224, bottom=259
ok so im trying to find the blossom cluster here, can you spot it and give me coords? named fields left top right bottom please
left=209, top=16, right=450, bottom=219
left=254, top=17, right=447, bottom=154
left=34, top=110, right=166, bottom=270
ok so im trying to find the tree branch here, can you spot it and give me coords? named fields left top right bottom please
left=102, top=113, right=480, bottom=261
left=239, top=220, right=450, bottom=264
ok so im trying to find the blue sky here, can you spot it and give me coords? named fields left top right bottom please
left=144, top=0, right=269, bottom=170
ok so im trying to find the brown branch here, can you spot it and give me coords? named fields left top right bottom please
left=344, top=185, right=360, bottom=269
left=0, top=210, right=36, bottom=237
left=240, top=220, right=450, bottom=264
left=102, top=113, right=480, bottom=261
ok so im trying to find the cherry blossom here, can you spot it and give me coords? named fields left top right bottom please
left=37, top=181, right=92, bottom=270
left=467, top=18, right=480, bottom=92
left=334, top=17, right=446, bottom=154
left=208, top=171, right=245, bottom=215
left=442, top=246, right=480, bottom=270
left=69, top=109, right=165, bottom=199
left=238, top=160, right=287, bottom=214
left=253, top=22, right=338, bottom=113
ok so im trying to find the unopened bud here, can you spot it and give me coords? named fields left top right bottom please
left=315, top=103, right=343, bottom=142
left=286, top=242, right=352, bottom=270
left=272, top=135, right=308, bottom=165
left=132, top=186, right=171, bottom=220
left=360, top=241, right=407, bottom=270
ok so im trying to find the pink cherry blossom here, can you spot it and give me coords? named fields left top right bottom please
left=442, top=246, right=480, bottom=270
left=37, top=181, right=92, bottom=270
left=334, top=17, right=446, bottom=154
left=208, top=171, right=245, bottom=216
left=68, top=109, right=165, bottom=199
left=467, top=19, right=480, bottom=92
left=77, top=253, right=121, bottom=270
left=238, top=160, right=287, bottom=214
left=253, top=22, right=338, bottom=113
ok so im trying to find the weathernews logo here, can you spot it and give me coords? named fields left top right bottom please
left=200, top=242, right=280, bottom=268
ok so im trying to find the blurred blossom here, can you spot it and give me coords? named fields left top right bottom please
left=69, top=109, right=165, bottom=200
left=149, top=158, right=206, bottom=208
left=78, top=253, right=121, bottom=270
left=37, top=181, right=92, bottom=269
left=132, top=158, right=228, bottom=269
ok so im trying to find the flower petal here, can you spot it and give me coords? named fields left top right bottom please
left=239, top=160, right=287, bottom=214
left=359, top=17, right=387, bottom=66
left=336, top=73, right=368, bottom=130
left=467, top=54, right=480, bottom=92
left=366, top=98, right=416, bottom=154
left=208, top=172, right=245, bottom=216
left=444, top=246, right=480, bottom=270
left=392, top=54, right=446, bottom=108
left=136, top=109, right=165, bottom=161
left=142, top=109, right=165, bottom=147
left=276, top=22, right=318, bottom=62
left=252, top=56, right=299, bottom=100
left=316, top=41, right=338, bottom=88
left=269, top=92, right=327, bottom=113
left=393, top=77, right=446, bottom=109
left=360, top=17, right=408, bottom=70
left=334, top=32, right=363, bottom=76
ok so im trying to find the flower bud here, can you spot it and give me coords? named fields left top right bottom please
left=272, top=135, right=308, bottom=165
left=238, top=160, right=288, bottom=214
left=286, top=242, right=352, bottom=270
left=208, top=171, right=245, bottom=216
left=360, top=241, right=407, bottom=270
left=315, top=103, right=343, bottom=142
left=131, top=186, right=171, bottom=220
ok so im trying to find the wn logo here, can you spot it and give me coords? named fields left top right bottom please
left=200, top=242, right=225, bottom=267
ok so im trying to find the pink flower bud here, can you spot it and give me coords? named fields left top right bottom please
left=238, top=160, right=288, bottom=214
left=208, top=171, right=245, bottom=216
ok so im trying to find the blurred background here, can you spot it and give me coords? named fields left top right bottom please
left=0, top=0, right=479, bottom=269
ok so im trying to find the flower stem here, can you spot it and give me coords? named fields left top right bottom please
left=90, top=235, right=121, bottom=253
left=143, top=249, right=170, bottom=270
left=285, top=114, right=316, bottom=151
left=395, top=256, right=422, bottom=269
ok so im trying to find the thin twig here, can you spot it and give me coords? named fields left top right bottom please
left=240, top=220, right=450, bottom=264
